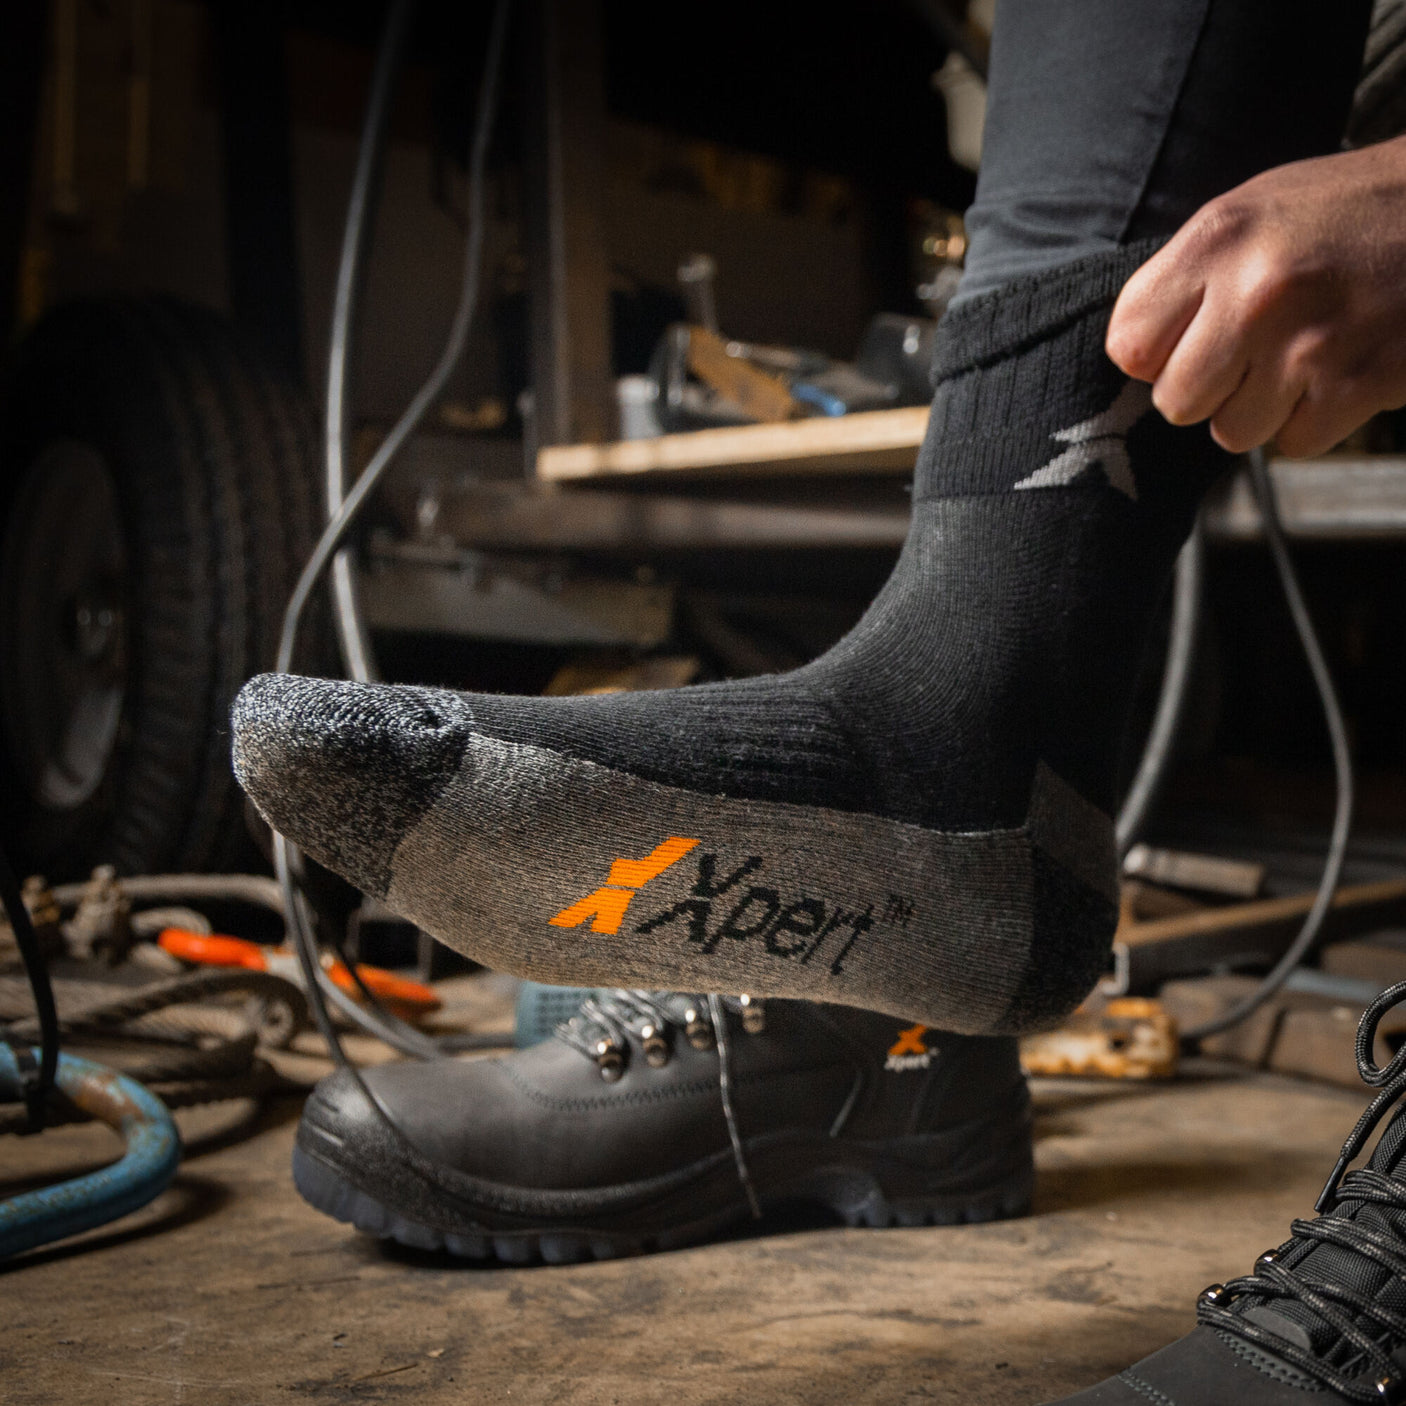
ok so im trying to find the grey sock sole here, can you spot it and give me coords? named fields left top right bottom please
left=234, top=675, right=1116, bottom=1034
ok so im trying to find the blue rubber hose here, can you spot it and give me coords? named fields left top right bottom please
left=0, top=1046, right=181, bottom=1258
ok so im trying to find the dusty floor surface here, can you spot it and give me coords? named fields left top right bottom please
left=2, top=976, right=1372, bottom=1406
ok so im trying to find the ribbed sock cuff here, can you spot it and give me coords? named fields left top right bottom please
left=931, top=237, right=1170, bottom=383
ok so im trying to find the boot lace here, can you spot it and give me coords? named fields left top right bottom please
left=1198, top=979, right=1406, bottom=1402
left=555, top=989, right=765, bottom=1218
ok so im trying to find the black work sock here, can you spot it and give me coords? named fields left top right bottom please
left=233, top=240, right=1231, bottom=1034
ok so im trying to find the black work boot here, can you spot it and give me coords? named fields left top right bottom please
left=292, top=992, right=1032, bottom=1264
left=1046, top=981, right=1406, bottom=1405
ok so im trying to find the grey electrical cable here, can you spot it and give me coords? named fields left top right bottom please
left=1115, top=520, right=1206, bottom=857
left=276, top=0, right=508, bottom=677
left=324, top=0, right=415, bottom=683
left=271, top=0, right=513, bottom=1066
left=707, top=993, right=762, bottom=1219
left=1181, top=449, right=1355, bottom=1044
left=274, top=833, right=440, bottom=1062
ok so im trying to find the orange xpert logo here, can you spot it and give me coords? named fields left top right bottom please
left=549, top=837, right=700, bottom=935
left=885, top=1024, right=932, bottom=1072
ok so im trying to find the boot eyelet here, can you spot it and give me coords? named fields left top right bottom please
left=1254, top=1250, right=1280, bottom=1275
left=738, top=994, right=765, bottom=1034
left=1377, top=1375, right=1402, bottom=1403
left=639, top=1023, right=671, bottom=1067
left=683, top=1007, right=715, bottom=1051
left=1198, top=1284, right=1228, bottom=1307
left=594, top=1038, right=626, bottom=1082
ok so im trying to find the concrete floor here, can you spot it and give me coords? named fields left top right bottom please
left=2, top=979, right=1373, bottom=1406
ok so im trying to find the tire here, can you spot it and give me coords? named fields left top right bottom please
left=0, top=298, right=319, bottom=879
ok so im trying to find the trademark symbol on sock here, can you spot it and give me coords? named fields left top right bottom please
left=885, top=1023, right=933, bottom=1071
left=548, top=837, right=700, bottom=934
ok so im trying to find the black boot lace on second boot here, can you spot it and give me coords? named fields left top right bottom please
left=1046, top=980, right=1406, bottom=1406
left=292, top=992, right=1032, bottom=1265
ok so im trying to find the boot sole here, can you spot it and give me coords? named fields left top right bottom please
left=292, top=1094, right=1033, bottom=1265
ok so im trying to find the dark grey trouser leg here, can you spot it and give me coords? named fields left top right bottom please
left=955, top=0, right=1373, bottom=303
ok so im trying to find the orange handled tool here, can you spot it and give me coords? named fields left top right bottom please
left=158, top=928, right=441, bottom=1019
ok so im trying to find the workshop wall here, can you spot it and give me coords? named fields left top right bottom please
left=21, top=3, right=908, bottom=433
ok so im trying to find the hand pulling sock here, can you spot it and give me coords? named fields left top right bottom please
left=233, top=241, right=1231, bottom=1034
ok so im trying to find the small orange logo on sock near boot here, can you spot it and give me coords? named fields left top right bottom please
left=885, top=1024, right=932, bottom=1072
left=549, top=837, right=700, bottom=935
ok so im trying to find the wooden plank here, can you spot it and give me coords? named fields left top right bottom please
left=1159, top=973, right=1406, bottom=1085
left=1118, top=878, right=1406, bottom=949
left=536, top=405, right=932, bottom=482
left=522, top=0, right=613, bottom=448
left=1204, top=456, right=1406, bottom=540
left=1114, top=878, right=1406, bottom=994
left=537, top=409, right=1406, bottom=547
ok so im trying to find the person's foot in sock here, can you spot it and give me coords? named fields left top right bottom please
left=233, top=242, right=1231, bottom=1034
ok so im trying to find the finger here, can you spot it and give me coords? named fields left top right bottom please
left=1273, top=380, right=1380, bottom=458
left=1206, top=359, right=1304, bottom=453
left=1107, top=243, right=1205, bottom=381
left=1150, top=293, right=1251, bottom=427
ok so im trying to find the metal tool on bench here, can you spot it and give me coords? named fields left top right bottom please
left=1122, top=844, right=1267, bottom=901
left=652, top=249, right=938, bottom=431
left=651, top=316, right=939, bottom=432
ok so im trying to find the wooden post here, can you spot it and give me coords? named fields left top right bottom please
left=521, top=0, right=615, bottom=457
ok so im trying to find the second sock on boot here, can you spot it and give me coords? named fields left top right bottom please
left=233, top=240, right=1231, bottom=1034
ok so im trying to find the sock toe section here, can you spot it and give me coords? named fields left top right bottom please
left=232, top=673, right=473, bottom=897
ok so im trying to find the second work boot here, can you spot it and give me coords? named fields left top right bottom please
left=1046, top=980, right=1406, bottom=1406
left=293, top=993, right=1032, bottom=1264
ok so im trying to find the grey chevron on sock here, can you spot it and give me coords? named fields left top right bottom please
left=1012, top=378, right=1152, bottom=498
